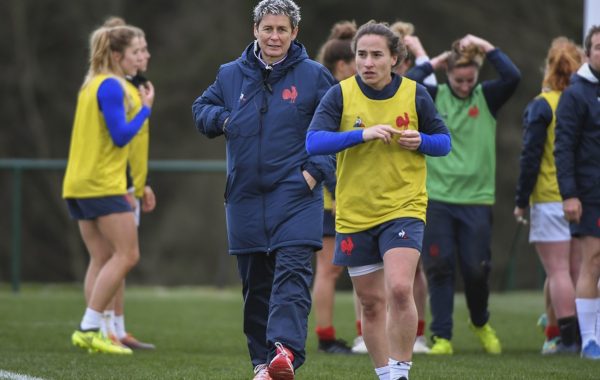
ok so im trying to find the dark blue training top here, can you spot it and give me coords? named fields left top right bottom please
left=514, top=97, right=552, bottom=208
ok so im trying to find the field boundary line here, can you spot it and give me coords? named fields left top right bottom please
left=0, top=370, right=46, bottom=380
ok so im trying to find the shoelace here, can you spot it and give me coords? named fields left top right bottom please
left=274, top=342, right=288, bottom=357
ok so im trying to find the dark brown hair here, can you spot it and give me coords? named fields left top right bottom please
left=352, top=20, right=407, bottom=68
left=584, top=25, right=600, bottom=56
left=316, top=21, right=356, bottom=73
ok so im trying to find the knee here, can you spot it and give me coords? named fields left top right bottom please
left=359, top=294, right=386, bottom=321
left=388, top=281, right=413, bottom=308
left=122, top=249, right=140, bottom=270
left=464, top=260, right=491, bottom=283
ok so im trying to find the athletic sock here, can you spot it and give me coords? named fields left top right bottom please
left=595, top=298, right=600, bottom=343
left=545, top=325, right=560, bottom=340
left=103, top=310, right=117, bottom=337
left=576, top=298, right=598, bottom=347
left=557, top=315, right=578, bottom=346
left=388, top=358, right=411, bottom=380
left=114, top=314, right=127, bottom=340
left=315, top=325, right=336, bottom=341
left=356, top=320, right=362, bottom=336
left=375, top=365, right=389, bottom=380
left=80, top=308, right=103, bottom=331
left=416, top=320, right=425, bottom=338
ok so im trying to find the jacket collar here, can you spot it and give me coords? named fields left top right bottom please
left=238, top=40, right=307, bottom=78
left=576, top=63, right=600, bottom=84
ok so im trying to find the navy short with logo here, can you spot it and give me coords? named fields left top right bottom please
left=333, top=217, right=424, bottom=267
left=571, top=202, right=600, bottom=238
left=66, top=195, right=132, bottom=220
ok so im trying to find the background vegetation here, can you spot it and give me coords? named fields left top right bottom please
left=0, top=0, right=586, bottom=288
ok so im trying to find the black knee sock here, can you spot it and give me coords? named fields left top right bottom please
left=558, top=316, right=579, bottom=346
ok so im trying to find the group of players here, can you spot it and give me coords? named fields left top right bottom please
left=62, top=0, right=600, bottom=379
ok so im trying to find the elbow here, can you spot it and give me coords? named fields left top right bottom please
left=305, top=132, right=317, bottom=155
left=113, top=136, right=128, bottom=148
left=305, top=144, right=317, bottom=156
left=444, top=135, right=452, bottom=156
left=443, top=136, right=452, bottom=155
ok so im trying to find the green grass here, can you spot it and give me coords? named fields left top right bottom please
left=1, top=285, right=599, bottom=379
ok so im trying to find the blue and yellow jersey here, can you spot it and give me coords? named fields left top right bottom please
left=125, top=80, right=149, bottom=198
left=531, top=90, right=561, bottom=203
left=335, top=76, right=427, bottom=233
left=63, top=75, right=141, bottom=198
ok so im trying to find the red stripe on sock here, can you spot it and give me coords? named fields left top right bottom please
left=416, top=320, right=425, bottom=337
left=546, top=325, right=560, bottom=339
left=316, top=325, right=336, bottom=341
left=356, top=320, right=362, bottom=336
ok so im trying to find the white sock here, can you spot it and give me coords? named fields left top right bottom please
left=375, top=366, right=389, bottom=380
left=114, top=314, right=127, bottom=340
left=103, top=310, right=117, bottom=337
left=388, top=358, right=412, bottom=380
left=80, top=308, right=103, bottom=331
left=595, top=298, right=600, bottom=342
left=576, top=298, right=598, bottom=347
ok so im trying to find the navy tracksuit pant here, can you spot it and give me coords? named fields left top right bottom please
left=421, top=200, right=493, bottom=340
left=236, top=245, right=313, bottom=369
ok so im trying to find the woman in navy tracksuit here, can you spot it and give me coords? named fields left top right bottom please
left=555, top=25, right=600, bottom=360
left=192, top=1, right=334, bottom=378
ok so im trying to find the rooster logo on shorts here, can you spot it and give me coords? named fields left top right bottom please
left=340, top=237, right=354, bottom=256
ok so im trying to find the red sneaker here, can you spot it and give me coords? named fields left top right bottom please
left=253, top=364, right=272, bottom=380
left=268, top=342, right=295, bottom=380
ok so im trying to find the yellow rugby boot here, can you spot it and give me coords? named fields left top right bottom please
left=71, top=330, right=133, bottom=355
left=428, top=336, right=453, bottom=355
left=469, top=321, right=502, bottom=354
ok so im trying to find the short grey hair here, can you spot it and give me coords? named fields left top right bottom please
left=253, top=0, right=301, bottom=29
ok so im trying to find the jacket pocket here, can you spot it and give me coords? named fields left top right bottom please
left=297, top=166, right=313, bottom=194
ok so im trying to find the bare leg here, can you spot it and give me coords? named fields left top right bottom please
left=353, top=289, right=362, bottom=333
left=87, top=212, right=140, bottom=312
left=576, top=237, right=600, bottom=299
left=413, top=259, right=427, bottom=325
left=544, top=279, right=557, bottom=328
left=384, top=248, right=419, bottom=361
left=313, top=236, right=343, bottom=329
left=79, top=221, right=112, bottom=304
left=114, top=280, right=125, bottom=315
left=536, top=241, right=576, bottom=318
left=352, top=269, right=387, bottom=368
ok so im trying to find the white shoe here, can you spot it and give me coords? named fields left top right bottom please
left=352, top=336, right=368, bottom=354
left=413, top=335, right=430, bottom=354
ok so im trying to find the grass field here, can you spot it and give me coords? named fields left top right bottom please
left=1, top=285, right=600, bottom=379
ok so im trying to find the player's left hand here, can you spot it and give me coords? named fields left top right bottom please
left=142, top=185, right=156, bottom=213
left=396, top=129, right=421, bottom=150
left=302, top=170, right=317, bottom=191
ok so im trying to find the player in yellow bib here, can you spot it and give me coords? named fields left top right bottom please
left=514, top=37, right=583, bottom=355
left=63, top=25, right=154, bottom=355
left=307, top=21, right=450, bottom=380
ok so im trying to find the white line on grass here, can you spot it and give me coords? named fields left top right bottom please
left=0, top=370, right=45, bottom=380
